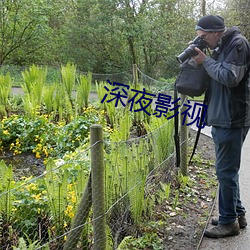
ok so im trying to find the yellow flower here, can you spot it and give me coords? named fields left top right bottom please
left=71, top=195, right=76, bottom=204
left=12, top=207, right=17, bottom=212
left=14, top=149, right=22, bottom=155
left=43, top=147, right=49, bottom=157
left=65, top=205, right=74, bottom=218
left=36, top=152, right=41, bottom=159
left=3, top=130, right=9, bottom=135
left=26, top=183, right=37, bottom=191
left=32, top=193, right=42, bottom=201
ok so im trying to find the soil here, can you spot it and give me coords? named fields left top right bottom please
left=158, top=130, right=217, bottom=250
left=0, top=152, right=45, bottom=180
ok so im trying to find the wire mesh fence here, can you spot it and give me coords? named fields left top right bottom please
left=0, top=65, right=191, bottom=249
left=0, top=117, right=189, bottom=249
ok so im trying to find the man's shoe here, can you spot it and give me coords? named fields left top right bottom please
left=238, top=215, right=248, bottom=228
left=211, top=214, right=247, bottom=229
left=204, top=222, right=240, bottom=238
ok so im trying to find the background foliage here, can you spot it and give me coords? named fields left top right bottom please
left=1, top=0, right=249, bottom=79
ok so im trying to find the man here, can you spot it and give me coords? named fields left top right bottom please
left=192, top=15, right=250, bottom=238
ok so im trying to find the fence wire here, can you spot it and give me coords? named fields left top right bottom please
left=0, top=119, right=191, bottom=249
left=137, top=67, right=175, bottom=93
left=0, top=67, right=191, bottom=249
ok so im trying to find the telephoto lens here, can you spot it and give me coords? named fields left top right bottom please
left=176, top=36, right=208, bottom=63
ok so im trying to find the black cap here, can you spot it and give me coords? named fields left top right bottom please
left=195, top=15, right=225, bottom=32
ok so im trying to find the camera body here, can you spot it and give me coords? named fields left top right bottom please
left=176, top=36, right=208, bottom=64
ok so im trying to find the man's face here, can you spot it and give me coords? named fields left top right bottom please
left=196, top=30, right=222, bottom=49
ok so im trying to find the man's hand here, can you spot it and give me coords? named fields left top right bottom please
left=192, top=47, right=207, bottom=64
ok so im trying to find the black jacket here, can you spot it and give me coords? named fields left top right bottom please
left=204, top=26, right=250, bottom=128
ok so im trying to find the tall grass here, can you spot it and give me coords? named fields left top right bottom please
left=21, top=65, right=47, bottom=118
left=61, top=63, right=76, bottom=102
left=43, top=85, right=56, bottom=114
left=0, top=161, right=14, bottom=221
left=0, top=73, right=12, bottom=116
left=76, top=72, right=92, bottom=112
left=144, top=115, right=175, bottom=164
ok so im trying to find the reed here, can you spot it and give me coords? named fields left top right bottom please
left=76, top=72, right=92, bottom=112
left=0, top=73, right=12, bottom=116
left=60, top=63, right=76, bottom=102
left=21, top=65, right=47, bottom=118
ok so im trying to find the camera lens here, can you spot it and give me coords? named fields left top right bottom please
left=176, top=44, right=198, bottom=63
left=176, top=37, right=208, bottom=63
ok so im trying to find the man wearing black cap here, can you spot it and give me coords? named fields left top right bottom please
left=192, top=15, right=250, bottom=238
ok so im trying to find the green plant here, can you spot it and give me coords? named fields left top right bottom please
left=110, top=107, right=133, bottom=141
left=172, top=190, right=180, bottom=210
left=0, top=109, right=102, bottom=158
left=60, top=62, right=76, bottom=102
left=21, top=65, right=47, bottom=118
left=43, top=84, right=56, bottom=114
left=117, top=233, right=163, bottom=250
left=13, top=233, right=49, bottom=250
left=42, top=156, right=92, bottom=248
left=96, top=81, right=107, bottom=110
left=144, top=116, right=175, bottom=164
left=12, top=177, right=49, bottom=241
left=43, top=159, right=69, bottom=220
left=76, top=72, right=92, bottom=110
left=178, top=173, right=191, bottom=189
left=130, top=83, right=153, bottom=126
left=0, top=73, right=12, bottom=116
left=0, top=115, right=57, bottom=157
left=0, top=161, right=15, bottom=222
left=105, top=136, right=153, bottom=232
left=158, top=182, right=171, bottom=203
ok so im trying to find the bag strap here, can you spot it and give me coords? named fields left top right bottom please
left=174, top=82, right=208, bottom=167
left=174, top=80, right=180, bottom=168
left=188, top=90, right=208, bottom=164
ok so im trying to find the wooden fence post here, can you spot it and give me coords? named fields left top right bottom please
left=91, top=124, right=106, bottom=250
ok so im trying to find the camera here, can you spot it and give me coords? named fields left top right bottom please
left=176, top=36, right=208, bottom=63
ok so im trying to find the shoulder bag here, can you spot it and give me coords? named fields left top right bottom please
left=175, top=58, right=209, bottom=97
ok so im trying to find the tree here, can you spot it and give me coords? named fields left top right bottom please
left=0, top=0, right=50, bottom=65
left=1, top=0, right=230, bottom=79
left=220, top=0, right=250, bottom=39
left=66, top=0, right=200, bottom=78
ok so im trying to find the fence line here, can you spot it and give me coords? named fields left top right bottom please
left=0, top=64, right=191, bottom=249
left=34, top=150, right=180, bottom=249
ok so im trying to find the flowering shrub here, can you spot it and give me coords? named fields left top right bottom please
left=0, top=106, right=104, bottom=158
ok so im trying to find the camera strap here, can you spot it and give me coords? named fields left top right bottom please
left=173, top=85, right=208, bottom=168
left=174, top=82, right=181, bottom=168
left=188, top=90, right=208, bottom=165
